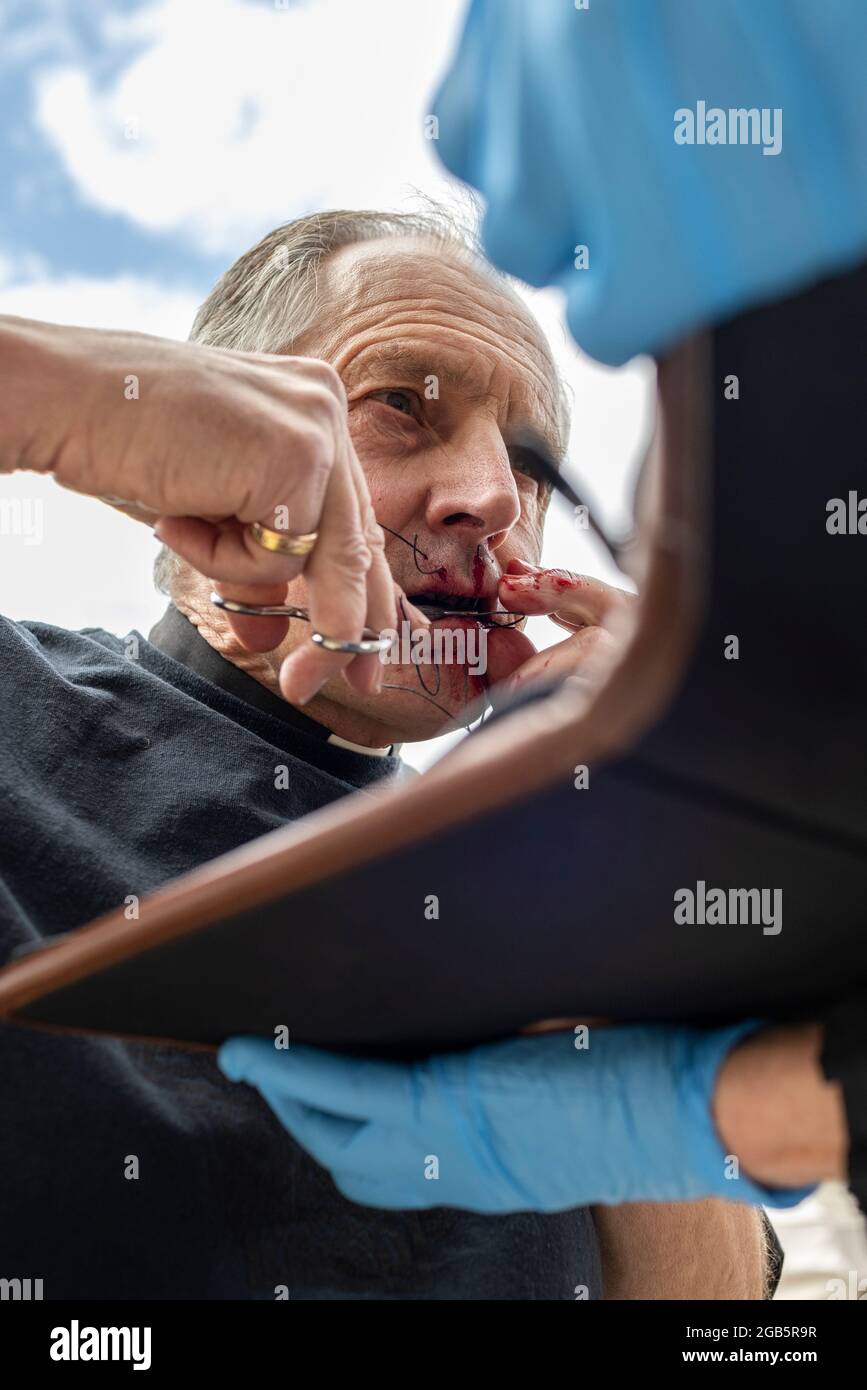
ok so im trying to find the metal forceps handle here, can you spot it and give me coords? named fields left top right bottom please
left=210, top=592, right=535, bottom=628
left=209, top=593, right=392, bottom=655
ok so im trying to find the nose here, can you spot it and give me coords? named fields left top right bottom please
left=423, top=422, right=521, bottom=550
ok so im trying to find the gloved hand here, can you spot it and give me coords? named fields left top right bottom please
left=218, top=1022, right=815, bottom=1212
left=431, top=0, right=867, bottom=366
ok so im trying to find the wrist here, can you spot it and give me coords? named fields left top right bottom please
left=0, top=315, right=88, bottom=476
left=713, top=1022, right=846, bottom=1190
left=676, top=1019, right=808, bottom=1207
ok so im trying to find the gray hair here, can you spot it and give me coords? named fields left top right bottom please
left=189, top=206, right=482, bottom=353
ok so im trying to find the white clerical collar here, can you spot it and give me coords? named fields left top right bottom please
left=327, top=732, right=397, bottom=758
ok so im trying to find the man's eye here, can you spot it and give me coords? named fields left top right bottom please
left=368, top=389, right=419, bottom=418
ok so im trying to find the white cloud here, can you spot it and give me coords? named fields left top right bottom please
left=0, top=271, right=200, bottom=338
left=34, top=0, right=467, bottom=254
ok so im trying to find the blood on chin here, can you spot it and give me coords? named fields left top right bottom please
left=354, top=625, right=539, bottom=729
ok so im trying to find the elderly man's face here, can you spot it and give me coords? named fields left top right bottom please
left=265, top=237, right=563, bottom=742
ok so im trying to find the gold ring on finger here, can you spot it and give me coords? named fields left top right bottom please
left=248, top=521, right=319, bottom=557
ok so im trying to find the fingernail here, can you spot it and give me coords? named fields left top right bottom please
left=397, top=593, right=430, bottom=628
left=509, top=559, right=543, bottom=573
left=409, top=604, right=431, bottom=628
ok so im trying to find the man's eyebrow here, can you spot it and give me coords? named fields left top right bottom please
left=344, top=341, right=565, bottom=459
left=342, top=343, right=470, bottom=394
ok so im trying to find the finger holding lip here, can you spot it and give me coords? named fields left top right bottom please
left=487, top=560, right=611, bottom=702
left=499, top=559, right=633, bottom=632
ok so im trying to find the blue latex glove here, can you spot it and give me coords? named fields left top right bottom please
left=219, top=1022, right=815, bottom=1212
left=432, top=0, right=867, bottom=365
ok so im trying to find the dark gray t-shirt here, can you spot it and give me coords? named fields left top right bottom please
left=0, top=608, right=600, bottom=1299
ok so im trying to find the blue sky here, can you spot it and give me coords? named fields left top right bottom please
left=0, top=0, right=227, bottom=290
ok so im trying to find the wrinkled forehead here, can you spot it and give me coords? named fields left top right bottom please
left=300, top=236, right=567, bottom=458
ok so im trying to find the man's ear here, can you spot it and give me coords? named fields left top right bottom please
left=153, top=542, right=186, bottom=598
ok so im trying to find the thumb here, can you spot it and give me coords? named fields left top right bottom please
left=217, top=1036, right=276, bottom=1083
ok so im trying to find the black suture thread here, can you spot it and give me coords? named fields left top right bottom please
left=379, top=524, right=443, bottom=576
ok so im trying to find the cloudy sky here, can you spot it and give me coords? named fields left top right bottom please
left=0, top=0, right=653, bottom=760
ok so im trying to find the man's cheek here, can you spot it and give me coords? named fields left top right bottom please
left=348, top=456, right=412, bottom=535
left=348, top=407, right=416, bottom=471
